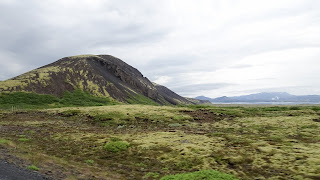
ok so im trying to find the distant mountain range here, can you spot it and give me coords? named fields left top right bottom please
left=196, top=92, right=320, bottom=103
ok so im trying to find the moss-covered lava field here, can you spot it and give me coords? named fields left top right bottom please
left=0, top=105, right=320, bottom=179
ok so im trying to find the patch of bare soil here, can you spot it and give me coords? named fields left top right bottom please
left=181, top=109, right=233, bottom=123
left=313, top=118, right=320, bottom=122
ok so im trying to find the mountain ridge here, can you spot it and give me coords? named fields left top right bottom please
left=0, top=54, right=194, bottom=105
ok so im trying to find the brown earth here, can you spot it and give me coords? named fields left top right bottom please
left=181, top=109, right=234, bottom=123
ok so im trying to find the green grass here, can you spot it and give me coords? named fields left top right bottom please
left=0, top=91, right=59, bottom=107
left=311, top=106, right=320, bottom=111
left=60, top=89, right=117, bottom=106
left=160, top=170, right=239, bottom=180
left=51, top=105, right=192, bottom=127
left=0, top=89, right=169, bottom=109
left=144, top=172, right=160, bottom=179
left=0, top=138, right=10, bottom=145
left=27, top=165, right=39, bottom=171
left=18, top=138, right=30, bottom=142
left=0, top=89, right=117, bottom=109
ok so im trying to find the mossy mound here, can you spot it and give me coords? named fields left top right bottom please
left=160, top=170, right=239, bottom=180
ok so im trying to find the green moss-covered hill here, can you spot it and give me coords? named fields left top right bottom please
left=0, top=54, right=193, bottom=105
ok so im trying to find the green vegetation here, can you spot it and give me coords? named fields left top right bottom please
left=188, top=105, right=315, bottom=118
left=0, top=89, right=117, bottom=109
left=18, top=138, right=30, bottom=142
left=160, top=170, right=239, bottom=180
left=1, top=104, right=320, bottom=179
left=60, top=89, right=116, bottom=106
left=59, top=110, right=82, bottom=117
left=104, top=141, right=130, bottom=153
left=0, top=91, right=59, bottom=107
left=312, top=106, right=320, bottom=111
left=0, top=138, right=10, bottom=145
left=92, top=112, right=127, bottom=124
left=49, top=105, right=192, bottom=127
left=175, top=157, right=203, bottom=170
left=144, top=172, right=160, bottom=179
left=27, top=165, right=39, bottom=171
left=85, top=159, right=94, bottom=164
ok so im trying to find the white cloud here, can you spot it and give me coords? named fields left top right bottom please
left=154, top=76, right=172, bottom=85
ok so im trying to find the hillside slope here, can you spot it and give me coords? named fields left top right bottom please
left=0, top=55, right=193, bottom=105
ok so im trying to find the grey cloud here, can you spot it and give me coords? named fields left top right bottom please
left=140, top=54, right=222, bottom=80
left=140, top=55, right=195, bottom=76
left=1, top=0, right=320, bottom=97
left=0, top=0, right=171, bottom=80
left=92, top=30, right=167, bottom=47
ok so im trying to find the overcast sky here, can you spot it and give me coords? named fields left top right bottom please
left=0, top=0, right=319, bottom=98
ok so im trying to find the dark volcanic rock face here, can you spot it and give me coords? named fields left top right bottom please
left=0, top=55, right=194, bottom=105
left=154, top=83, right=193, bottom=105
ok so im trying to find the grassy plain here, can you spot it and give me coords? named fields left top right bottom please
left=0, top=104, right=320, bottom=179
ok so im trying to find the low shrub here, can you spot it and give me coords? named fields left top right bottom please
left=104, top=141, right=130, bottom=153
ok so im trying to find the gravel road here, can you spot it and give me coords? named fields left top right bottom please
left=0, top=160, right=51, bottom=180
